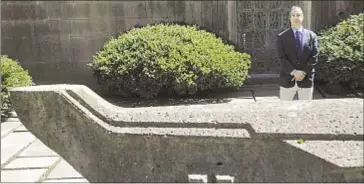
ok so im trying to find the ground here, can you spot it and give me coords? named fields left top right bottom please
left=1, top=116, right=89, bottom=183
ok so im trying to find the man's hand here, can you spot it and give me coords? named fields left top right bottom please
left=292, top=70, right=306, bottom=81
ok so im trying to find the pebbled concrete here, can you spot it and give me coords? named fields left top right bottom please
left=9, top=84, right=364, bottom=182
left=63, top=85, right=362, bottom=138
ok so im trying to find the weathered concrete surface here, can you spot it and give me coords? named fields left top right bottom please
left=10, top=84, right=364, bottom=182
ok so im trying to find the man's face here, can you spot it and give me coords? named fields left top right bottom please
left=290, top=9, right=304, bottom=26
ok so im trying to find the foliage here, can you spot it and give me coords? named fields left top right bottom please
left=1, top=55, right=33, bottom=116
left=316, top=13, right=364, bottom=89
left=89, top=23, right=251, bottom=98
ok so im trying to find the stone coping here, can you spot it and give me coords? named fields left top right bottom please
left=10, top=84, right=363, bottom=140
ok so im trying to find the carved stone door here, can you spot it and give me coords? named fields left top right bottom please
left=236, top=1, right=300, bottom=74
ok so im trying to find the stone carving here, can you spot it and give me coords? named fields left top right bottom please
left=237, top=1, right=302, bottom=73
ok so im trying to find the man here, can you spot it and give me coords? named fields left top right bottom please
left=277, top=6, right=319, bottom=101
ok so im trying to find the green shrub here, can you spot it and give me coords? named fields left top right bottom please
left=1, top=55, right=33, bottom=116
left=316, top=13, right=364, bottom=89
left=89, top=23, right=251, bottom=98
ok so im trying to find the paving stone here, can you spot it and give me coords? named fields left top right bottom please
left=1, top=169, right=47, bottom=182
left=1, top=121, right=22, bottom=137
left=43, top=178, right=89, bottom=183
left=4, top=157, right=59, bottom=169
left=1, top=132, right=36, bottom=165
left=46, top=160, right=84, bottom=179
left=4, top=118, right=21, bottom=122
left=14, top=125, right=29, bottom=132
left=18, top=140, right=58, bottom=157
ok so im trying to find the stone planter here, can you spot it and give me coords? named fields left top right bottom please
left=9, top=85, right=364, bottom=182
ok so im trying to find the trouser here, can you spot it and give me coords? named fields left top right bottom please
left=280, top=82, right=313, bottom=101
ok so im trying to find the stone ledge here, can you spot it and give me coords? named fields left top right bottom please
left=10, top=84, right=364, bottom=139
left=9, top=84, right=364, bottom=182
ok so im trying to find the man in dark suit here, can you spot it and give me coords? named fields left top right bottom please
left=277, top=6, right=319, bottom=101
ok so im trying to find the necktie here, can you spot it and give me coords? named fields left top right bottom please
left=295, top=31, right=302, bottom=57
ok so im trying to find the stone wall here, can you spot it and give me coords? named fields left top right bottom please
left=1, top=1, right=363, bottom=93
left=9, top=84, right=364, bottom=182
left=311, top=1, right=364, bottom=30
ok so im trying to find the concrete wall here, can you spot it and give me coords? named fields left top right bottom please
left=1, top=1, right=363, bottom=93
left=9, top=84, right=364, bottom=182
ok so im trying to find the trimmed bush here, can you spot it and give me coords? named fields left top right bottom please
left=316, top=13, right=364, bottom=89
left=1, top=55, right=33, bottom=116
left=89, top=24, right=251, bottom=98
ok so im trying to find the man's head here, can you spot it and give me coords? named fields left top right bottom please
left=290, top=6, right=304, bottom=28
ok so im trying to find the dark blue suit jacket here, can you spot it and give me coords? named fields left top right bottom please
left=277, top=28, right=319, bottom=88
